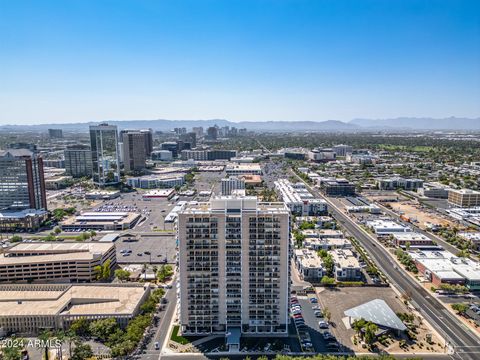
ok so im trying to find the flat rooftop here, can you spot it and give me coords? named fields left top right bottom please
left=0, top=242, right=114, bottom=265
left=0, top=285, right=147, bottom=316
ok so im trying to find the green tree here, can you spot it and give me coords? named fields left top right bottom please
left=10, top=235, right=22, bottom=243
left=38, top=330, right=52, bottom=360
left=70, top=317, right=90, bottom=336
left=115, top=269, right=131, bottom=282
left=53, top=227, right=62, bottom=235
left=451, top=303, right=469, bottom=315
left=102, top=259, right=111, bottom=279
left=89, top=318, right=119, bottom=342
left=364, top=322, right=379, bottom=345
left=1, top=337, right=23, bottom=360
left=320, top=276, right=335, bottom=286
left=71, top=342, right=93, bottom=360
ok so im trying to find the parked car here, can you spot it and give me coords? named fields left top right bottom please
left=309, top=297, right=318, bottom=303
left=318, top=321, right=329, bottom=329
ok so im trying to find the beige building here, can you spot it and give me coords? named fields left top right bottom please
left=0, top=283, right=150, bottom=335
left=448, top=189, right=480, bottom=208
left=178, top=196, right=290, bottom=342
left=0, top=242, right=116, bottom=283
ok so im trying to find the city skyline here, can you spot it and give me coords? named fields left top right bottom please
left=1, top=0, right=479, bottom=124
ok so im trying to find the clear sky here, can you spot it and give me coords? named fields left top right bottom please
left=0, top=0, right=479, bottom=124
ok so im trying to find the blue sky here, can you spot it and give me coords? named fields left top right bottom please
left=0, top=0, right=479, bottom=124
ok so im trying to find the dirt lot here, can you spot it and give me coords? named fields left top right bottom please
left=316, top=286, right=445, bottom=354
left=384, top=200, right=456, bottom=229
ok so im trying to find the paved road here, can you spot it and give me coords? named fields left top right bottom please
left=290, top=171, right=480, bottom=360
left=138, top=280, right=178, bottom=360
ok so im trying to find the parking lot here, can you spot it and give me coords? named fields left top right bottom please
left=193, top=171, right=225, bottom=198
left=116, top=234, right=177, bottom=264
left=315, top=286, right=444, bottom=353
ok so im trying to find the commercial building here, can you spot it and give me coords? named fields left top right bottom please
left=392, top=232, right=437, bottom=249
left=181, top=149, right=237, bottom=161
left=447, top=207, right=480, bottom=227
left=0, top=283, right=150, bottom=334
left=226, top=163, right=262, bottom=176
left=239, top=174, right=262, bottom=186
left=180, top=132, right=197, bottom=148
left=64, top=145, right=93, bottom=178
left=448, top=189, right=480, bottom=208
left=410, top=250, right=480, bottom=290
left=0, top=242, right=116, bottom=283
left=331, top=249, right=362, bottom=281
left=127, top=174, right=185, bottom=189
left=142, top=189, right=175, bottom=199
left=61, top=211, right=141, bottom=231
left=458, top=232, right=480, bottom=251
left=295, top=249, right=324, bottom=282
left=274, top=179, right=327, bottom=216
left=89, top=123, right=120, bottom=186
left=332, top=144, right=353, bottom=157
left=418, top=182, right=449, bottom=199
left=48, top=129, right=63, bottom=138
left=44, top=175, right=72, bottom=190
left=346, top=154, right=377, bottom=165
left=367, top=219, right=411, bottom=235
left=178, top=195, right=290, bottom=340
left=206, top=126, right=218, bottom=140
left=308, top=148, right=336, bottom=162
left=376, top=177, right=424, bottom=191
left=0, top=209, right=48, bottom=232
left=85, top=190, right=120, bottom=200
left=151, top=150, right=173, bottom=161
left=221, top=177, right=245, bottom=196
left=319, top=178, right=356, bottom=197
left=346, top=204, right=381, bottom=214
left=161, top=142, right=181, bottom=158
left=0, top=149, right=47, bottom=211
left=122, top=130, right=147, bottom=173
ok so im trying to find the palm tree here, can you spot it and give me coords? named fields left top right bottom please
left=38, top=330, right=52, bottom=360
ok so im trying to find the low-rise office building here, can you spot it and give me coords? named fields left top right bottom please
left=392, top=232, right=438, bottom=249
left=319, top=178, right=356, bottom=197
left=61, top=211, right=141, bottom=231
left=448, top=189, right=480, bottom=208
left=376, top=177, right=424, bottom=191
left=226, top=163, right=262, bottom=176
left=0, top=283, right=150, bottom=334
left=0, top=242, right=116, bottom=283
left=418, top=182, right=450, bottom=199
left=85, top=190, right=120, bottom=200
left=142, top=189, right=175, bottom=199
left=367, top=219, right=412, bottom=235
left=127, top=174, right=185, bottom=189
left=0, top=209, right=48, bottom=232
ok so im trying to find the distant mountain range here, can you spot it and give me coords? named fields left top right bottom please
left=0, top=117, right=478, bottom=132
left=349, top=117, right=480, bottom=130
